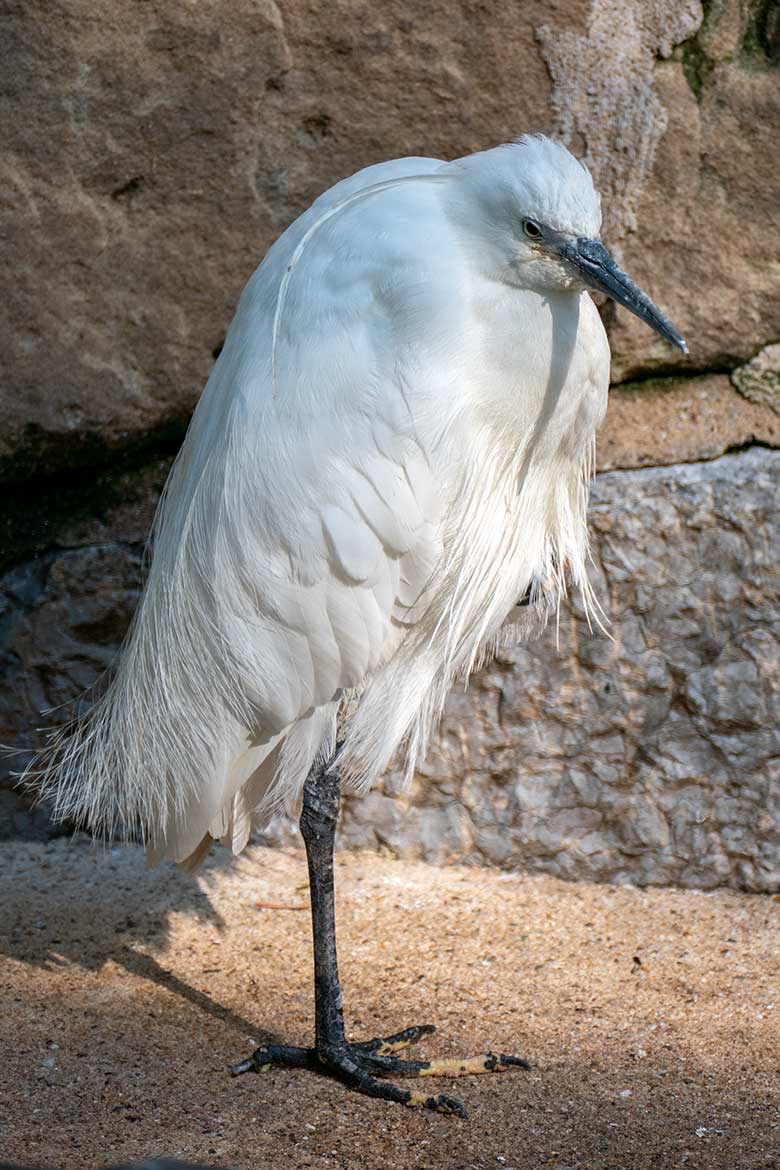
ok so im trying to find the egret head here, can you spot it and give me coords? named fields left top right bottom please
left=452, top=135, right=687, bottom=354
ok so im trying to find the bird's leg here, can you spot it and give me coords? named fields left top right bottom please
left=230, top=756, right=460, bottom=1113
left=301, top=757, right=347, bottom=1059
left=230, top=754, right=529, bottom=1117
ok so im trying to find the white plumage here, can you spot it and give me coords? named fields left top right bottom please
left=31, top=135, right=684, bottom=868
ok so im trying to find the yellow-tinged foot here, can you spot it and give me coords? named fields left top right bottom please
left=416, top=1052, right=531, bottom=1078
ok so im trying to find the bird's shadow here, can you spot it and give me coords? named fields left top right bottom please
left=0, top=834, right=283, bottom=1046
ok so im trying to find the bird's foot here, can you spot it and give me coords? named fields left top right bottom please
left=229, top=1024, right=530, bottom=1118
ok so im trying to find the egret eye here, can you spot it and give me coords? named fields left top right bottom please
left=522, top=218, right=543, bottom=240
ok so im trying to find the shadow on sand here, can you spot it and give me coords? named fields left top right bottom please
left=0, top=833, right=284, bottom=1047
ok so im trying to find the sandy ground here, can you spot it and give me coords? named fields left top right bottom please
left=1, top=838, right=779, bottom=1170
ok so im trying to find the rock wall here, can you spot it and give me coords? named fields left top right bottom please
left=2, top=0, right=779, bottom=887
left=4, top=447, right=779, bottom=890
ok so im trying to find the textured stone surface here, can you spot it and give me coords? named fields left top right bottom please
left=2, top=0, right=779, bottom=479
left=0, top=0, right=555, bottom=479
left=732, top=342, right=780, bottom=408
left=598, top=374, right=780, bottom=471
left=4, top=448, right=779, bottom=891
left=0, top=456, right=168, bottom=835
left=538, top=0, right=704, bottom=237
left=613, top=5, right=780, bottom=380
left=0, top=543, right=145, bottom=836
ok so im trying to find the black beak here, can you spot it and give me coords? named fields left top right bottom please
left=559, top=237, right=688, bottom=354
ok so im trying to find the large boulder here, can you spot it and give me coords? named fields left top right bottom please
left=2, top=0, right=779, bottom=477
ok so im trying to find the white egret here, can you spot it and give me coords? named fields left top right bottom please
left=32, top=135, right=686, bottom=1116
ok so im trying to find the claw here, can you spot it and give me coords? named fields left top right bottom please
left=230, top=1043, right=312, bottom=1077
left=407, top=1091, right=469, bottom=1118
left=494, top=1053, right=532, bottom=1070
left=230, top=1051, right=276, bottom=1076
